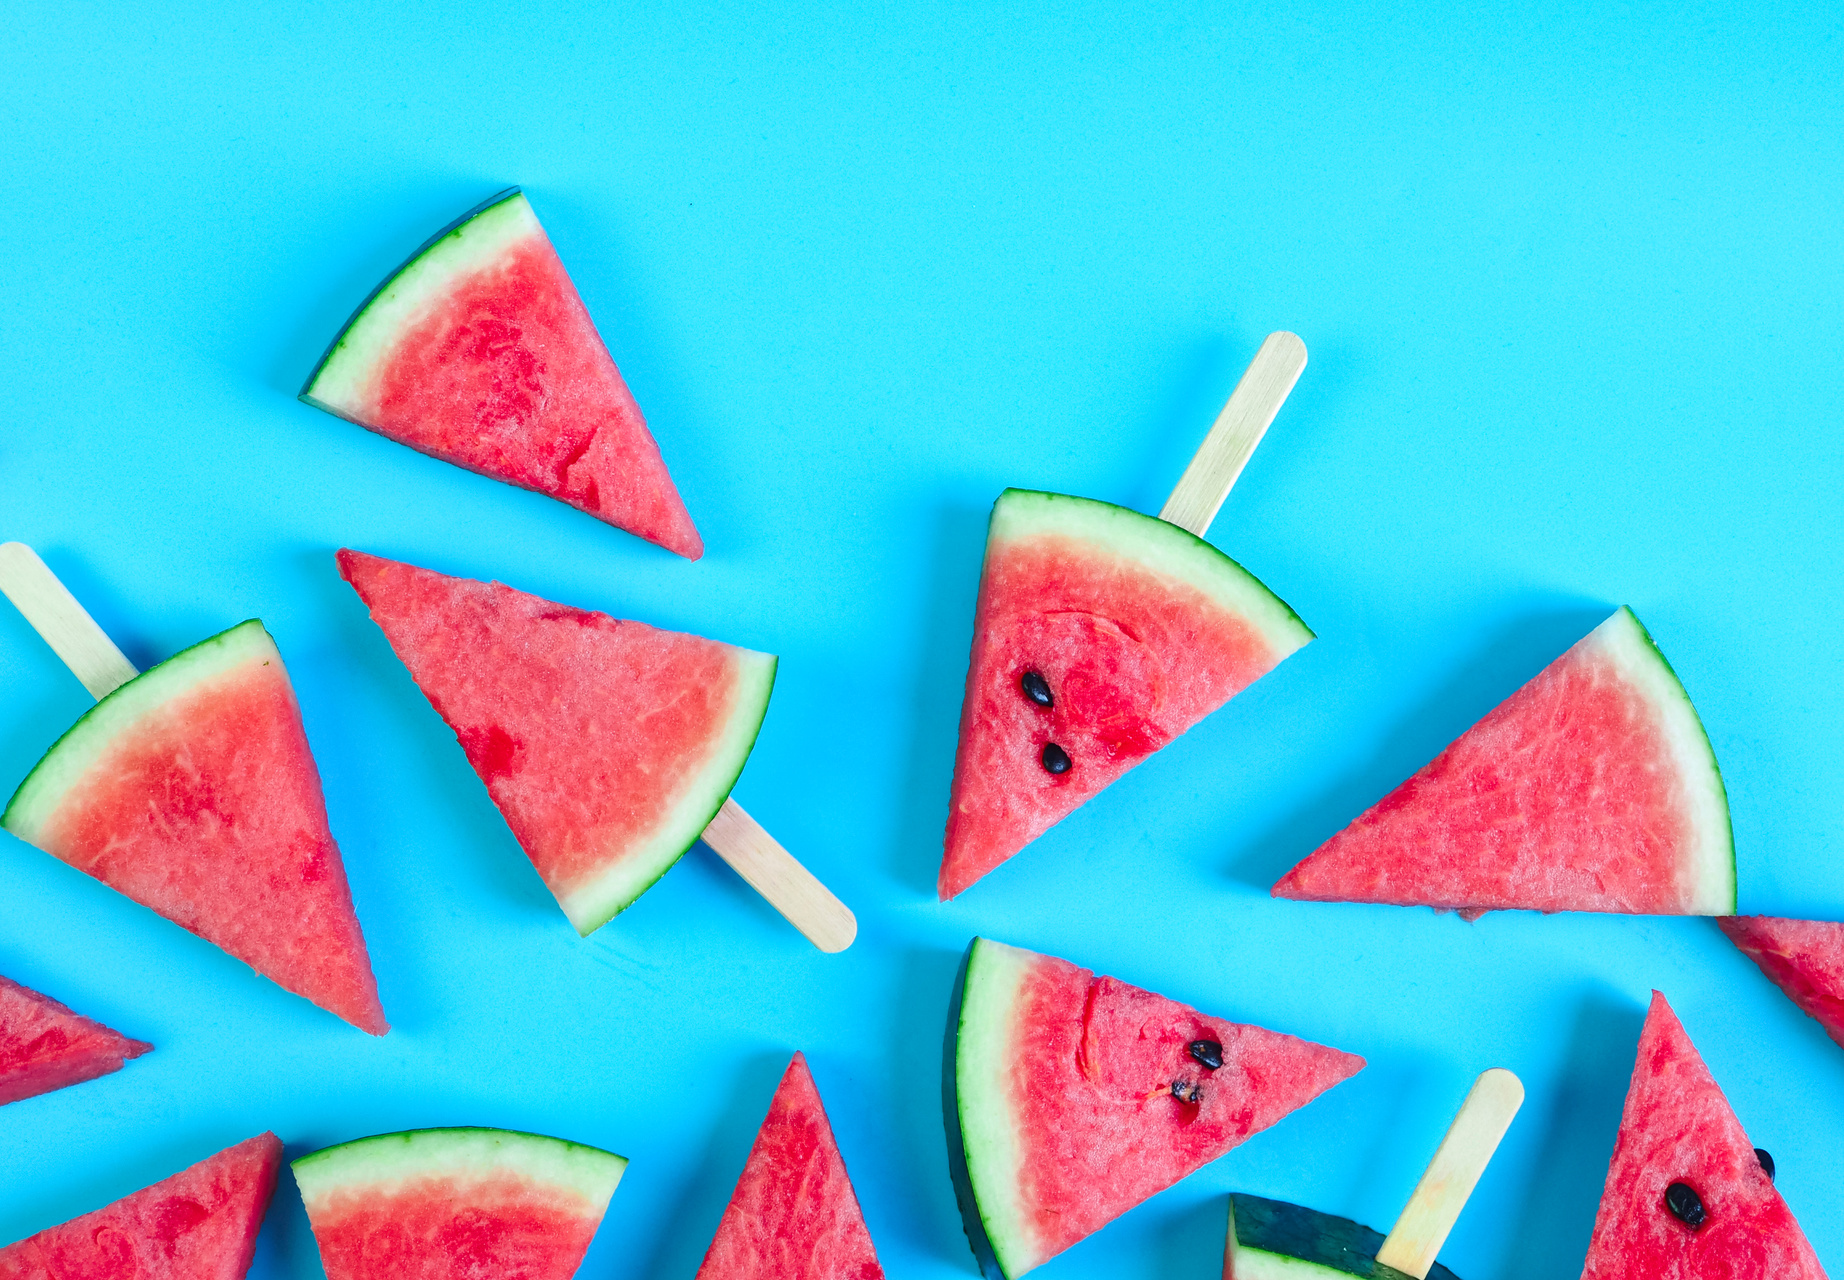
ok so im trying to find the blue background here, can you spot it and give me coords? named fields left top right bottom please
left=2, top=2, right=1841, bottom=1276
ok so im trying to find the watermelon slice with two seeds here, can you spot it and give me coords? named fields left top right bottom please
left=1719, top=915, right=1844, bottom=1052
left=695, top=1053, right=885, bottom=1280
left=945, top=938, right=1364, bottom=1279
left=1274, top=607, right=1734, bottom=916
left=0, top=1132, right=281, bottom=1279
left=338, top=549, right=775, bottom=934
left=0, top=973, right=150, bottom=1106
left=1581, top=992, right=1825, bottom=1278
left=294, top=1127, right=625, bottom=1280
left=941, top=490, right=1313, bottom=899
left=302, top=188, right=702, bottom=559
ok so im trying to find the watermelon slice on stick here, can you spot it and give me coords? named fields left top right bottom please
left=1717, top=916, right=1844, bottom=1053
left=0, top=972, right=151, bottom=1106
left=301, top=188, right=703, bottom=559
left=293, top=1127, right=626, bottom=1280
left=0, top=543, right=388, bottom=1033
left=941, top=332, right=1316, bottom=898
left=1225, top=1068, right=1524, bottom=1279
left=944, top=936, right=1365, bottom=1278
left=337, top=549, right=855, bottom=951
left=0, top=1131, right=282, bottom=1278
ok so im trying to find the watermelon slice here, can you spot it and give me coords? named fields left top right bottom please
left=301, top=188, right=702, bottom=560
left=696, top=1053, right=884, bottom=1280
left=337, top=549, right=775, bottom=934
left=0, top=1131, right=281, bottom=1279
left=940, top=489, right=1313, bottom=899
left=1273, top=607, right=1734, bottom=916
left=1580, top=991, right=1824, bottom=1278
left=945, top=937, right=1364, bottom=1279
left=1, top=620, right=387, bottom=1034
left=293, top=1127, right=626, bottom=1280
left=1223, top=1194, right=1461, bottom=1280
left=0, top=973, right=150, bottom=1106
left=1718, top=915, right=1844, bottom=1051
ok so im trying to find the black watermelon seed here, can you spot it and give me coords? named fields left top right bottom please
left=1020, top=670, right=1054, bottom=708
left=1756, top=1148, right=1776, bottom=1181
left=1171, top=1080, right=1202, bottom=1104
left=1665, top=1182, right=1706, bottom=1230
left=1188, top=1040, right=1224, bottom=1071
left=1041, top=742, right=1071, bottom=774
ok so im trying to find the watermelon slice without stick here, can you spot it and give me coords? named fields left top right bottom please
left=695, top=1053, right=884, bottom=1280
left=1580, top=991, right=1824, bottom=1278
left=945, top=937, right=1364, bottom=1279
left=0, top=973, right=150, bottom=1106
left=301, top=188, right=703, bottom=559
left=293, top=1127, right=626, bottom=1280
left=0, top=1131, right=282, bottom=1279
left=1274, top=606, right=1734, bottom=916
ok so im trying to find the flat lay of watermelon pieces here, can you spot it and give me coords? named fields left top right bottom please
left=1718, top=916, right=1844, bottom=1052
left=695, top=1052, right=884, bottom=1280
left=1274, top=606, right=1734, bottom=916
left=301, top=188, right=703, bottom=559
left=338, top=549, right=775, bottom=934
left=1580, top=991, right=1824, bottom=1278
left=0, top=619, right=388, bottom=1034
left=293, top=1126, right=626, bottom=1280
left=0, top=1131, right=281, bottom=1279
left=940, top=489, right=1313, bottom=899
left=1223, top=1193, right=1461, bottom=1280
left=0, top=973, right=150, bottom=1106
left=945, top=937, right=1363, bottom=1279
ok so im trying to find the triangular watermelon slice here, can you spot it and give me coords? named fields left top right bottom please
left=1273, top=607, right=1734, bottom=916
left=696, top=1053, right=885, bottom=1280
left=301, top=188, right=702, bottom=560
left=295, top=1127, right=624, bottom=1279
left=945, top=937, right=1364, bottom=1279
left=0, top=973, right=150, bottom=1106
left=0, top=1131, right=282, bottom=1278
left=1718, top=915, right=1844, bottom=1051
left=940, top=489, right=1313, bottom=899
left=1580, top=992, right=1825, bottom=1278
left=338, top=549, right=775, bottom=934
left=1, top=620, right=388, bottom=1034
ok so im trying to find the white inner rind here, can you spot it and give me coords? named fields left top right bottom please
left=1225, top=1246, right=1352, bottom=1279
left=956, top=937, right=1036, bottom=1276
left=1585, top=607, right=1735, bottom=914
left=1, top=620, right=278, bottom=845
left=291, top=1127, right=626, bottom=1218
left=557, top=649, right=778, bottom=935
left=302, top=192, right=541, bottom=415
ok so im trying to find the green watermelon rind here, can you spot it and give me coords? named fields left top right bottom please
left=1226, top=1193, right=1462, bottom=1279
left=291, top=1125, right=626, bottom=1215
left=1, top=619, right=278, bottom=845
left=299, top=187, right=533, bottom=417
left=559, top=650, right=779, bottom=936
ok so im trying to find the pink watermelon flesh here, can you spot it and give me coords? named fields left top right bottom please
left=1719, top=915, right=1844, bottom=1052
left=308, top=1178, right=599, bottom=1280
left=695, top=1053, right=885, bottom=1280
left=1581, top=992, right=1824, bottom=1279
left=0, top=1132, right=281, bottom=1280
left=1274, top=607, right=1733, bottom=916
left=0, top=974, right=150, bottom=1106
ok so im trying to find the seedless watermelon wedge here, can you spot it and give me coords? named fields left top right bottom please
left=338, top=549, right=775, bottom=934
left=293, top=1127, right=626, bottom=1280
left=1718, top=916, right=1844, bottom=1052
left=941, top=490, right=1313, bottom=899
left=302, top=188, right=702, bottom=559
left=945, top=938, right=1364, bottom=1279
left=1223, top=1195, right=1460, bottom=1280
left=696, top=1053, right=884, bottom=1280
left=0, top=1131, right=281, bottom=1279
left=1, top=619, right=387, bottom=1034
left=0, top=973, right=150, bottom=1106
left=1274, top=607, right=1734, bottom=916
left=1581, top=992, right=1824, bottom=1278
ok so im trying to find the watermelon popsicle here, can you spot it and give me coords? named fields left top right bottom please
left=1227, top=1068, right=1524, bottom=1279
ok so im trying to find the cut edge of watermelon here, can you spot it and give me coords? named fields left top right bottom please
left=1224, top=1194, right=1457, bottom=1280
left=300, top=187, right=533, bottom=415
left=1, top=619, right=275, bottom=844
left=558, top=649, right=778, bottom=936
left=291, top=1126, right=627, bottom=1216
left=945, top=936, right=1036, bottom=1280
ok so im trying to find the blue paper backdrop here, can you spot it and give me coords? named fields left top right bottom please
left=2, top=2, right=1841, bottom=1276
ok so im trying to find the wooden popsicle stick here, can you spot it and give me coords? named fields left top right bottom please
left=1374, top=1068, right=1525, bottom=1278
left=1159, top=331, right=1308, bottom=538
left=0, top=543, right=138, bottom=698
left=701, top=798, right=857, bottom=953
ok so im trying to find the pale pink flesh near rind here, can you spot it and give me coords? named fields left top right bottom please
left=1718, top=916, right=1844, bottom=1052
left=0, top=974, right=151, bottom=1107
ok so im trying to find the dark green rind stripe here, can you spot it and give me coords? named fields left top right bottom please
left=944, top=938, right=1008, bottom=1280
left=1230, top=1195, right=1462, bottom=1280
left=292, top=1125, right=621, bottom=1175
